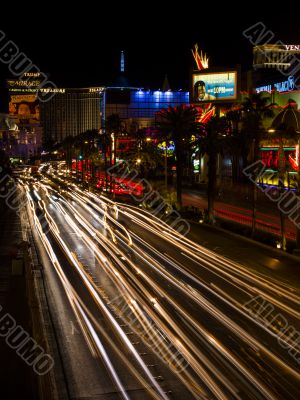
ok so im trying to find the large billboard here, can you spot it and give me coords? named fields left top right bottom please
left=191, top=71, right=237, bottom=103
left=9, top=94, right=40, bottom=126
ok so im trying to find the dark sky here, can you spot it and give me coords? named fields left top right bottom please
left=0, top=5, right=299, bottom=111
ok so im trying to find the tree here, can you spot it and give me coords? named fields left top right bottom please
left=106, top=114, right=123, bottom=166
left=225, top=108, right=243, bottom=183
left=106, top=114, right=123, bottom=193
left=97, top=129, right=111, bottom=189
left=71, top=129, right=99, bottom=183
left=61, top=135, right=75, bottom=173
left=198, top=116, right=229, bottom=224
left=241, top=92, right=275, bottom=236
left=124, top=128, right=163, bottom=179
left=269, top=103, right=300, bottom=250
left=157, top=105, right=201, bottom=208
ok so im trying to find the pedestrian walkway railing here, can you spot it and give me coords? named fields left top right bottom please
left=214, top=208, right=296, bottom=241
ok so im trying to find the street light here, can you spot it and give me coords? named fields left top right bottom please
left=268, top=127, right=286, bottom=251
left=111, top=132, right=115, bottom=165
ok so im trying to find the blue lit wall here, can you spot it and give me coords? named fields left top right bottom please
left=128, top=90, right=189, bottom=117
left=102, top=89, right=190, bottom=120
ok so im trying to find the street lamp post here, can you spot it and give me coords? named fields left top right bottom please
left=164, top=141, right=168, bottom=192
left=296, top=140, right=300, bottom=251
left=268, top=128, right=286, bottom=251
left=278, top=134, right=287, bottom=251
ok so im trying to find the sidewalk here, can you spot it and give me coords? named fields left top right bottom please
left=0, top=200, right=38, bottom=399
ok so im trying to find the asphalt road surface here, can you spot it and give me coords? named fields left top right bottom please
left=15, top=166, right=300, bottom=399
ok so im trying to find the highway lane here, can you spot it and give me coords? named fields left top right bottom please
left=78, top=189, right=300, bottom=399
left=21, top=179, right=198, bottom=399
left=17, top=168, right=300, bottom=399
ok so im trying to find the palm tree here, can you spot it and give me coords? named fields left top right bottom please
left=106, top=114, right=123, bottom=193
left=106, top=114, right=123, bottom=165
left=128, top=131, right=163, bottom=179
left=226, top=108, right=244, bottom=183
left=157, top=105, right=201, bottom=208
left=61, top=135, right=75, bottom=176
left=241, top=92, right=275, bottom=236
left=97, top=129, right=111, bottom=189
left=269, top=103, right=300, bottom=250
left=198, top=116, right=229, bottom=224
left=81, top=129, right=100, bottom=182
left=72, top=129, right=99, bottom=184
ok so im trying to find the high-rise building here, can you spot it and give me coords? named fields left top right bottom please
left=40, top=87, right=104, bottom=146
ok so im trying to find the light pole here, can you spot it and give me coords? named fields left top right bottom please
left=164, top=141, right=168, bottom=192
left=296, top=140, right=300, bottom=252
left=268, top=128, right=286, bottom=251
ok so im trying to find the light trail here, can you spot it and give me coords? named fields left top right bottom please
left=18, top=170, right=300, bottom=399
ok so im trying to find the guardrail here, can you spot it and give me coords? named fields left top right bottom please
left=214, top=208, right=296, bottom=241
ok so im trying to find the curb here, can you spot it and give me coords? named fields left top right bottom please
left=20, top=201, right=70, bottom=400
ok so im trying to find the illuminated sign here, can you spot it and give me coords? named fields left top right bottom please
left=191, top=44, right=209, bottom=70
left=89, top=87, right=104, bottom=93
left=284, top=45, right=300, bottom=51
left=7, top=80, right=42, bottom=87
left=256, top=76, right=295, bottom=93
left=23, top=72, right=41, bottom=77
left=192, top=71, right=237, bottom=102
left=39, top=88, right=65, bottom=93
left=158, top=141, right=175, bottom=156
left=193, top=158, right=200, bottom=172
left=9, top=94, right=40, bottom=125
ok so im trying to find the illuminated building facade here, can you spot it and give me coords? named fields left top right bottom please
left=101, top=88, right=189, bottom=130
left=41, top=87, right=103, bottom=146
left=253, top=43, right=300, bottom=99
left=100, top=88, right=189, bottom=168
left=101, top=51, right=189, bottom=130
left=251, top=45, right=300, bottom=186
left=253, top=44, right=300, bottom=71
left=6, top=75, right=43, bottom=159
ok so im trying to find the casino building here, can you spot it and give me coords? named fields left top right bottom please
left=101, top=87, right=189, bottom=129
left=252, top=44, right=300, bottom=186
left=253, top=43, right=300, bottom=105
left=40, top=87, right=103, bottom=146
left=5, top=74, right=43, bottom=159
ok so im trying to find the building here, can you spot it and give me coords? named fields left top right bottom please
left=5, top=76, right=43, bottom=159
left=251, top=44, right=300, bottom=186
left=101, top=87, right=189, bottom=131
left=253, top=43, right=300, bottom=101
left=253, top=44, right=300, bottom=71
left=0, top=112, right=42, bottom=160
left=7, top=74, right=104, bottom=147
left=40, top=87, right=103, bottom=146
left=100, top=51, right=189, bottom=131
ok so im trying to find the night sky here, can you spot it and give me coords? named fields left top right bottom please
left=0, top=6, right=299, bottom=112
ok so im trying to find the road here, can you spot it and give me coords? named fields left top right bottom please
left=16, top=165, right=300, bottom=399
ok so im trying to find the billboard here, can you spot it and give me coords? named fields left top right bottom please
left=9, top=95, right=40, bottom=126
left=192, top=71, right=237, bottom=103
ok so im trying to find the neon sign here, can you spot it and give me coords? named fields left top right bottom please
left=256, top=76, right=295, bottom=93
left=284, top=45, right=300, bottom=51
left=289, top=145, right=299, bottom=170
left=158, top=141, right=175, bottom=156
left=191, top=44, right=209, bottom=71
